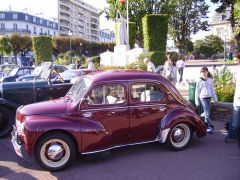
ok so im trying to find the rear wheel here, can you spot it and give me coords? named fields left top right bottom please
left=0, top=106, right=15, bottom=138
left=34, top=132, right=77, bottom=171
left=166, top=123, right=193, bottom=151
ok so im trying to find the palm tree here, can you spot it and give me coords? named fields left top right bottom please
left=0, top=36, right=12, bottom=64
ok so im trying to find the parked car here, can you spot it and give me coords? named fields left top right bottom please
left=0, top=67, right=34, bottom=82
left=0, top=62, right=73, bottom=137
left=16, top=65, right=67, bottom=82
left=0, top=64, right=17, bottom=78
left=11, top=70, right=206, bottom=171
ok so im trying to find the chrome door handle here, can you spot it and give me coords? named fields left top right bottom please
left=83, top=112, right=92, bottom=118
left=159, top=106, right=167, bottom=112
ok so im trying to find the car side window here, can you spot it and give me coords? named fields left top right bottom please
left=87, top=84, right=125, bottom=105
left=24, top=69, right=31, bottom=75
left=131, top=83, right=164, bottom=103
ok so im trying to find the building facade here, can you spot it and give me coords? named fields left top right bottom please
left=0, top=11, right=58, bottom=36
left=100, top=29, right=115, bottom=43
left=211, top=8, right=232, bottom=42
left=58, top=0, right=100, bottom=42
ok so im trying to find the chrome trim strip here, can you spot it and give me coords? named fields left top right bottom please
left=82, top=139, right=157, bottom=155
left=81, top=104, right=167, bottom=112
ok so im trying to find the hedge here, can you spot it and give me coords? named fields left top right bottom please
left=129, top=22, right=136, bottom=48
left=138, top=51, right=166, bottom=67
left=142, top=14, right=169, bottom=52
left=33, top=36, right=52, bottom=65
left=115, top=21, right=136, bottom=48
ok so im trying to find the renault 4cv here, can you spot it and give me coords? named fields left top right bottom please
left=12, top=70, right=206, bottom=171
left=0, top=62, right=72, bottom=137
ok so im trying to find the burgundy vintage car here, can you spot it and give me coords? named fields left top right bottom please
left=12, top=70, right=206, bottom=171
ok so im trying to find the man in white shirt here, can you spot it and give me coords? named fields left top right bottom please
left=144, top=58, right=156, bottom=73
left=88, top=58, right=96, bottom=72
left=176, top=58, right=186, bottom=82
left=226, top=50, right=240, bottom=142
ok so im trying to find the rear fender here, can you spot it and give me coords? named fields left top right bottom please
left=158, top=107, right=206, bottom=143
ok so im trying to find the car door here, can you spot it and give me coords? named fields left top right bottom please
left=129, top=81, right=168, bottom=143
left=80, top=82, right=130, bottom=153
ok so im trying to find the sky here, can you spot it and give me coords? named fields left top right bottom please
left=0, top=0, right=219, bottom=41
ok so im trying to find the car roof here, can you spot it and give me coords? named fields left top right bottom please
left=86, top=70, right=167, bottom=84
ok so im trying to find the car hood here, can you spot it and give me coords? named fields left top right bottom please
left=20, top=98, right=67, bottom=116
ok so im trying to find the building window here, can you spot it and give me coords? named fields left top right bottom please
left=1, top=23, right=5, bottom=29
left=48, top=30, right=50, bottom=35
left=26, top=24, right=29, bottom=31
left=33, top=17, right=36, bottom=23
left=34, top=26, right=36, bottom=34
left=54, top=31, right=56, bottom=36
left=41, top=28, right=43, bottom=33
left=40, top=19, right=43, bottom=25
left=13, top=13, right=18, bottom=20
left=0, top=13, right=5, bottom=19
left=25, top=15, right=29, bottom=21
left=13, top=24, right=17, bottom=30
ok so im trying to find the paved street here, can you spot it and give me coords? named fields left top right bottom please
left=0, top=121, right=239, bottom=180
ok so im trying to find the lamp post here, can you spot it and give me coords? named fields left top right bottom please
left=119, top=0, right=129, bottom=45
left=68, top=30, right=73, bottom=63
left=223, top=29, right=228, bottom=61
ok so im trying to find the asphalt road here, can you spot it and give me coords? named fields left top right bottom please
left=0, top=121, right=240, bottom=180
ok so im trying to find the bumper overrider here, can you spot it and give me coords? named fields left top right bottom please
left=11, top=125, right=24, bottom=157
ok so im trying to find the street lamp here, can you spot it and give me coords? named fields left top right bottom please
left=223, top=29, right=228, bottom=61
left=68, top=30, right=73, bottom=63
left=119, top=0, right=129, bottom=45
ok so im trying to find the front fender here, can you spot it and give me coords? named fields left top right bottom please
left=23, top=115, right=105, bottom=154
left=159, top=107, right=206, bottom=143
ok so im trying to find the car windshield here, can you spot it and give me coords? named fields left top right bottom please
left=33, top=66, right=43, bottom=76
left=67, top=77, right=91, bottom=102
left=9, top=68, right=18, bottom=76
left=60, top=70, right=78, bottom=80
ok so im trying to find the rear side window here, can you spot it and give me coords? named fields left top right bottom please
left=131, top=83, right=164, bottom=103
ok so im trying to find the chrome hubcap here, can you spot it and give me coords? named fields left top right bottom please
left=47, top=143, right=64, bottom=161
left=172, top=127, right=185, bottom=143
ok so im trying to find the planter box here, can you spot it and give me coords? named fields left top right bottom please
left=211, top=102, right=233, bottom=122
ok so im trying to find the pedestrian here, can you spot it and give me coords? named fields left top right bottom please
left=176, top=57, right=186, bottom=83
left=163, top=59, right=177, bottom=85
left=143, top=58, right=156, bottom=73
left=88, top=58, right=96, bottom=72
left=212, top=65, right=219, bottom=77
left=195, top=66, right=218, bottom=134
left=225, top=50, right=240, bottom=142
left=76, top=59, right=81, bottom=69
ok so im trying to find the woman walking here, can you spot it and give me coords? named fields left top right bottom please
left=195, top=66, right=218, bottom=134
left=163, top=59, right=177, bottom=85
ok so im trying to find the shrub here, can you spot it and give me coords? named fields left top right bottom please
left=214, top=68, right=235, bottom=102
left=32, top=36, right=52, bottom=65
left=142, top=14, right=169, bottom=52
left=138, top=51, right=166, bottom=67
left=129, top=22, right=136, bottom=48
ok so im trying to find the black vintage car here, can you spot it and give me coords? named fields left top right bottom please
left=1, top=67, right=35, bottom=82
left=0, top=62, right=73, bottom=137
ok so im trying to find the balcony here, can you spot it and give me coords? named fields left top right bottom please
left=59, top=1, right=71, bottom=9
left=0, top=28, right=31, bottom=34
left=60, top=15, right=70, bottom=22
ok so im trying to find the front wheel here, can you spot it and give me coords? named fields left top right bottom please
left=166, top=123, right=193, bottom=151
left=34, top=132, right=77, bottom=171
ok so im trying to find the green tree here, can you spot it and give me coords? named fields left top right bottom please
left=8, top=34, right=32, bottom=63
left=194, top=35, right=224, bottom=58
left=106, top=0, right=176, bottom=46
left=0, top=36, right=12, bottom=64
left=170, top=0, right=209, bottom=56
left=32, top=36, right=53, bottom=65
